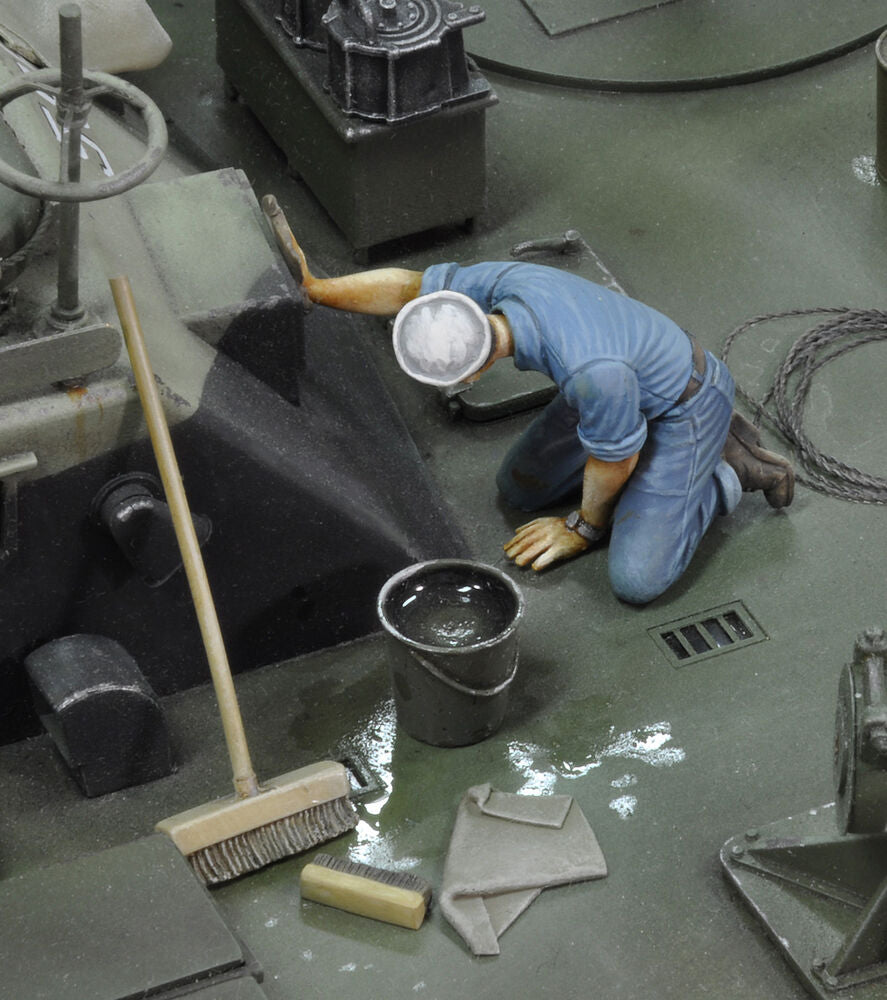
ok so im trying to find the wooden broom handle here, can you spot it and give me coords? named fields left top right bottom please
left=110, top=276, right=260, bottom=799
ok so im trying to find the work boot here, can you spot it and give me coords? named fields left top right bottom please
left=722, top=412, right=795, bottom=508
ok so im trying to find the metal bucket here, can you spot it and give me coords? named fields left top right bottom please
left=377, top=559, right=524, bottom=747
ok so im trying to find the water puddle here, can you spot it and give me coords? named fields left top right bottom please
left=852, top=154, right=878, bottom=186
left=335, top=695, right=422, bottom=871
left=507, top=721, right=686, bottom=819
left=609, top=795, right=638, bottom=819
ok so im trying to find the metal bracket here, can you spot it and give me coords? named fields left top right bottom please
left=724, top=810, right=887, bottom=997
left=724, top=630, right=887, bottom=998
left=0, top=322, right=122, bottom=401
left=815, top=874, right=887, bottom=990
left=0, top=451, right=38, bottom=566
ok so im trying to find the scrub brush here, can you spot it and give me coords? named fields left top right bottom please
left=300, top=854, right=433, bottom=929
left=110, top=275, right=358, bottom=884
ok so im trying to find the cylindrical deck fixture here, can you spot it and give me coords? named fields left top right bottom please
left=877, top=29, right=887, bottom=183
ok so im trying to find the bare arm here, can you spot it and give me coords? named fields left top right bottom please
left=504, top=452, right=639, bottom=571
left=578, top=452, right=640, bottom=528
left=306, top=268, right=423, bottom=315
left=262, top=194, right=423, bottom=315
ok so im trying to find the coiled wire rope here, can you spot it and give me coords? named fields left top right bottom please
left=721, top=307, right=887, bottom=503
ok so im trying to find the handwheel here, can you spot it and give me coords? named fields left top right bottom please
left=0, top=69, right=167, bottom=202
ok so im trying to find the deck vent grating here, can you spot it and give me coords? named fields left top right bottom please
left=648, top=601, right=767, bottom=667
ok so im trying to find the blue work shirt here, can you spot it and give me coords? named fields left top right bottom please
left=421, top=261, right=694, bottom=461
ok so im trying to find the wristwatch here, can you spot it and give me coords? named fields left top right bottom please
left=565, top=509, right=606, bottom=543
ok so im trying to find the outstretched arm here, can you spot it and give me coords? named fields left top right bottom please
left=263, top=195, right=423, bottom=315
left=504, top=452, right=639, bottom=571
left=306, top=268, right=424, bottom=315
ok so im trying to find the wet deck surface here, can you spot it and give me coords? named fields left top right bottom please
left=3, top=2, right=887, bottom=997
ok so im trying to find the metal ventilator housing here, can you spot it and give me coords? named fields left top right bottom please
left=323, top=0, right=487, bottom=122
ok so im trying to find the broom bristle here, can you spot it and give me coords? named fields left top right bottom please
left=188, top=795, right=358, bottom=884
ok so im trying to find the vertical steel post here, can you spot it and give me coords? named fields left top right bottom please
left=877, top=30, right=887, bottom=185
left=52, top=4, right=86, bottom=323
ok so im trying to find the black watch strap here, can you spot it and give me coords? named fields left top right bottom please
left=565, top=509, right=606, bottom=543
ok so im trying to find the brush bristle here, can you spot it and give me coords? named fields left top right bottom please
left=188, top=795, right=358, bottom=884
left=311, top=853, right=432, bottom=905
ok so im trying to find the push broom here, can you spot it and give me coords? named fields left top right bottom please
left=110, top=275, right=358, bottom=884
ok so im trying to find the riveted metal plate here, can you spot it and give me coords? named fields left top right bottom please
left=649, top=600, right=767, bottom=667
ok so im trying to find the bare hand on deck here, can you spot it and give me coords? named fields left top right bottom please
left=503, top=516, right=591, bottom=571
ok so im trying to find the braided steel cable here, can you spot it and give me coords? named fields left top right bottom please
left=721, top=307, right=887, bottom=503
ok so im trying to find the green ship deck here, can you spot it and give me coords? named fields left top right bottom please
left=3, top=2, right=887, bottom=997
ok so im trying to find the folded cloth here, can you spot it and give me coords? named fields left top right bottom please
left=440, top=784, right=607, bottom=955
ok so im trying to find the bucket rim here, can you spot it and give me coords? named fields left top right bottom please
left=376, top=558, right=524, bottom=654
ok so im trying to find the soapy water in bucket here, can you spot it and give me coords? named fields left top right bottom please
left=386, top=573, right=515, bottom=649
left=378, top=561, right=524, bottom=746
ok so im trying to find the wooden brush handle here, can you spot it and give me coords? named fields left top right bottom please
left=110, top=275, right=260, bottom=799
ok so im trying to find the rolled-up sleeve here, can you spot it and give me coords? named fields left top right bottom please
left=421, top=262, right=524, bottom=314
left=564, top=361, right=647, bottom=461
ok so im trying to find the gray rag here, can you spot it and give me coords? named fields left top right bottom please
left=440, top=783, right=607, bottom=955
